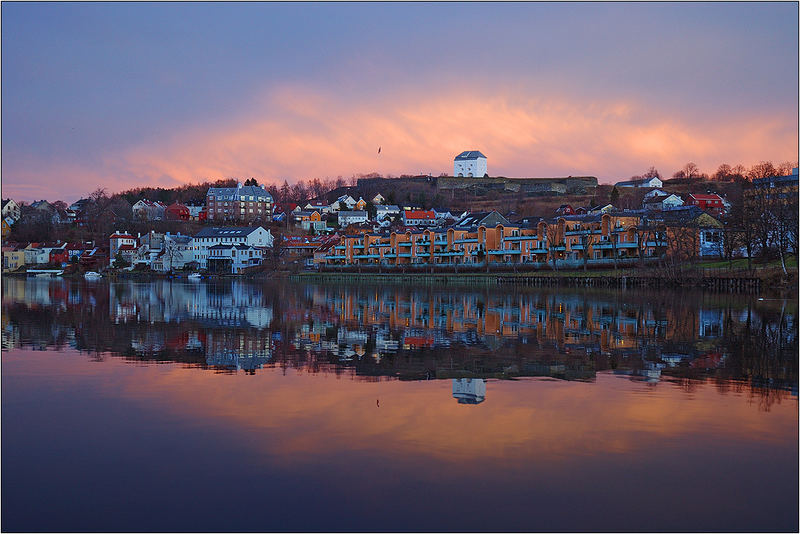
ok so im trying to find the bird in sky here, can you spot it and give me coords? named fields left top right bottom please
left=377, top=146, right=381, bottom=154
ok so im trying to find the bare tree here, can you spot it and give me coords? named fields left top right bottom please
left=545, top=223, right=561, bottom=271
left=747, top=161, right=777, bottom=181
left=581, top=231, right=596, bottom=271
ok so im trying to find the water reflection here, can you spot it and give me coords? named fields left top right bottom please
left=2, top=277, right=797, bottom=406
left=453, top=378, right=486, bottom=404
left=2, top=277, right=798, bottom=532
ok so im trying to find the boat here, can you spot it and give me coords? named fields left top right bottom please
left=84, top=271, right=103, bottom=279
left=187, top=273, right=202, bottom=281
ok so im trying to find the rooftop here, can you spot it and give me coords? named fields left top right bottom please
left=454, top=150, right=487, bottom=161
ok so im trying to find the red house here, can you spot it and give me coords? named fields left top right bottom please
left=555, top=204, right=575, bottom=215
left=165, top=202, right=190, bottom=221
left=686, top=194, right=726, bottom=216
left=49, top=244, right=68, bottom=265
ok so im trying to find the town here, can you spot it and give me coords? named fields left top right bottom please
left=2, top=151, right=798, bottom=282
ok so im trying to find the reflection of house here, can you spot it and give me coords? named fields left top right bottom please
left=452, top=378, right=486, bottom=404
left=205, top=330, right=271, bottom=371
left=698, top=309, right=724, bottom=337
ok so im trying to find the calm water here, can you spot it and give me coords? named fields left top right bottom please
left=2, top=277, right=797, bottom=532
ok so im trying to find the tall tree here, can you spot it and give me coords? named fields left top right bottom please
left=747, top=161, right=777, bottom=181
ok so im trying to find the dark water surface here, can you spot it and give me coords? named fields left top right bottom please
left=2, top=277, right=797, bottom=532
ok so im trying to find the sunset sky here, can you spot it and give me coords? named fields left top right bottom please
left=2, top=2, right=798, bottom=202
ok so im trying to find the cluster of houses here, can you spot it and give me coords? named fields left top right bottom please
left=3, top=226, right=276, bottom=275
left=3, top=163, right=797, bottom=274
left=312, top=206, right=727, bottom=269
left=555, top=190, right=731, bottom=218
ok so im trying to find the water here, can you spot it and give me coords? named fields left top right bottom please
left=2, top=277, right=797, bottom=532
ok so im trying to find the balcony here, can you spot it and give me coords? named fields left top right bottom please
left=453, top=238, right=479, bottom=244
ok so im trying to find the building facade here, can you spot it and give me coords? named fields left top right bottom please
left=453, top=151, right=488, bottom=177
left=206, top=184, right=273, bottom=222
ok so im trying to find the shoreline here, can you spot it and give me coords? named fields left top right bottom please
left=291, top=268, right=797, bottom=294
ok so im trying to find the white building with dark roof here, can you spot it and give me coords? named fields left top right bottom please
left=191, top=226, right=273, bottom=269
left=453, top=151, right=487, bottom=177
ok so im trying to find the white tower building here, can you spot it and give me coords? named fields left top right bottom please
left=453, top=151, right=488, bottom=177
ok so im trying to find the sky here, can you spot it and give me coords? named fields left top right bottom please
left=2, top=2, right=798, bottom=203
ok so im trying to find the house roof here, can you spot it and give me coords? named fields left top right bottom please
left=688, top=193, right=723, bottom=201
left=207, top=185, right=272, bottom=200
left=646, top=205, right=719, bottom=226
left=109, top=232, right=134, bottom=239
left=338, top=210, right=367, bottom=217
left=404, top=210, right=435, bottom=220
left=194, top=226, right=264, bottom=238
left=615, top=177, right=660, bottom=186
left=454, top=150, right=487, bottom=161
left=455, top=210, right=511, bottom=228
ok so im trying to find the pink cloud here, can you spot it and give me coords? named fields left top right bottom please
left=3, top=85, right=796, bottom=202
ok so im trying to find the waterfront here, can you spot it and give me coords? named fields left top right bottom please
left=2, top=277, right=798, bottom=532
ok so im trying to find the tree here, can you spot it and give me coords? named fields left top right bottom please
left=244, top=178, right=259, bottom=186
left=642, top=166, right=661, bottom=179
left=610, top=186, right=620, bottom=205
left=674, top=162, right=701, bottom=180
left=280, top=181, right=291, bottom=203
left=545, top=223, right=561, bottom=271
left=113, top=252, right=130, bottom=269
left=364, top=201, right=377, bottom=219
left=747, top=161, right=777, bottom=181
left=776, top=161, right=798, bottom=176
left=712, top=164, right=733, bottom=182
left=581, top=231, right=596, bottom=271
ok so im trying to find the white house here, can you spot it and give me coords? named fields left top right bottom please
left=453, top=151, right=488, bottom=178
left=304, top=202, right=330, bottom=214
left=375, top=205, right=402, bottom=220
left=331, top=195, right=357, bottom=211
left=191, top=226, right=273, bottom=269
left=337, top=211, right=368, bottom=227
left=643, top=194, right=684, bottom=211
left=615, top=177, right=663, bottom=188
left=206, top=244, right=263, bottom=274
left=371, top=193, right=386, bottom=205
left=132, top=199, right=167, bottom=221
left=109, top=231, right=137, bottom=265
left=151, top=234, right=194, bottom=272
left=643, top=188, right=668, bottom=200
left=2, top=199, right=21, bottom=222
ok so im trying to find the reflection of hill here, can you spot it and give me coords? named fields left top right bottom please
left=2, top=278, right=797, bottom=398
